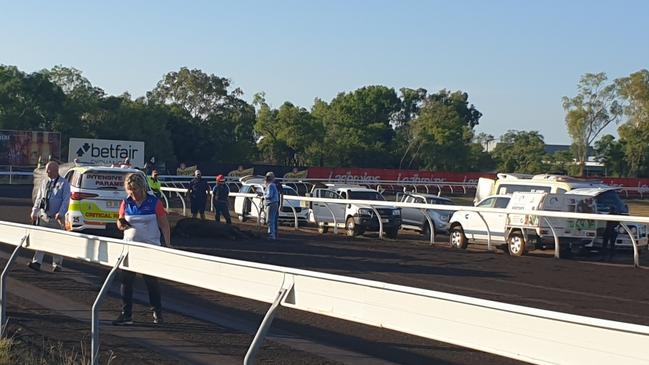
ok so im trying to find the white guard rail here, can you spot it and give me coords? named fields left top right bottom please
left=1, top=220, right=649, bottom=365
left=162, top=187, right=648, bottom=265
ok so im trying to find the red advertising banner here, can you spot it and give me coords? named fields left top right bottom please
left=307, top=167, right=649, bottom=190
left=307, top=167, right=494, bottom=184
left=599, top=178, right=649, bottom=190
left=0, top=130, right=61, bottom=165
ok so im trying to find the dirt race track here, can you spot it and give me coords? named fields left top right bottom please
left=1, top=194, right=649, bottom=364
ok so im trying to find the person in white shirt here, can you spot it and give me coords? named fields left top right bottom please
left=28, top=161, right=71, bottom=272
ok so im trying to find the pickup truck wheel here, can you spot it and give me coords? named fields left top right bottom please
left=508, top=232, right=526, bottom=256
left=450, top=226, right=467, bottom=249
left=346, top=217, right=359, bottom=237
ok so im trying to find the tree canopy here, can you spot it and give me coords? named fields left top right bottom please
left=2, top=63, right=649, bottom=177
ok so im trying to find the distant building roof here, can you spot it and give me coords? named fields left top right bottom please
left=544, top=144, right=595, bottom=156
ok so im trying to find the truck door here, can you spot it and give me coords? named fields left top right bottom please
left=471, top=197, right=509, bottom=241
left=487, top=197, right=511, bottom=240
left=475, top=178, right=496, bottom=205
left=234, top=185, right=250, bottom=216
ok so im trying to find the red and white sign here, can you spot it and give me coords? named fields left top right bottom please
left=306, top=167, right=493, bottom=184
left=307, top=167, right=649, bottom=191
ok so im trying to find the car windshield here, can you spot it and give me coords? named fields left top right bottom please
left=80, top=171, right=133, bottom=190
left=348, top=191, right=384, bottom=201
left=595, top=190, right=628, bottom=214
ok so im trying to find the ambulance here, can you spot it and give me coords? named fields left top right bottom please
left=449, top=192, right=599, bottom=256
left=474, top=173, right=648, bottom=250
left=64, top=165, right=150, bottom=232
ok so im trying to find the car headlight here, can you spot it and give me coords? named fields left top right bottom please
left=617, top=226, right=626, bottom=234
left=393, top=209, right=401, bottom=216
left=358, top=208, right=372, bottom=216
left=631, top=226, right=638, bottom=235
left=440, top=215, right=449, bottom=222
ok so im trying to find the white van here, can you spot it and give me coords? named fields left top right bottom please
left=450, top=192, right=599, bottom=256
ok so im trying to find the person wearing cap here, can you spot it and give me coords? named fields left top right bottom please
left=212, top=175, right=231, bottom=224
left=147, top=169, right=162, bottom=197
left=263, top=172, right=280, bottom=239
left=187, top=170, right=210, bottom=219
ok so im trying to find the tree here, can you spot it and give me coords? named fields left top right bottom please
left=394, top=88, right=427, bottom=169
left=544, top=150, right=579, bottom=176
left=406, top=90, right=482, bottom=171
left=147, top=67, right=256, bottom=164
left=314, top=86, right=401, bottom=167
left=42, top=66, right=107, bottom=156
left=594, top=134, right=627, bottom=177
left=562, top=73, right=622, bottom=176
left=616, top=69, right=649, bottom=177
left=0, top=65, right=66, bottom=132
left=490, top=130, right=546, bottom=174
left=147, top=67, right=238, bottom=120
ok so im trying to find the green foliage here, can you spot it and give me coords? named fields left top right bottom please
left=254, top=100, right=323, bottom=166
left=314, top=86, right=401, bottom=167
left=491, top=130, right=546, bottom=174
left=406, top=90, right=482, bottom=171
left=145, top=67, right=256, bottom=164
left=0, top=65, right=66, bottom=132
left=544, top=150, right=579, bottom=176
left=147, top=67, right=235, bottom=119
left=616, top=69, right=649, bottom=177
left=594, top=134, right=627, bottom=177
left=562, top=72, right=622, bottom=175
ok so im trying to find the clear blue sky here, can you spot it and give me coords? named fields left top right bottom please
left=1, top=0, right=647, bottom=144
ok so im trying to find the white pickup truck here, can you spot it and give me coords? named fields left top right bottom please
left=310, top=185, right=402, bottom=238
left=449, top=192, right=599, bottom=256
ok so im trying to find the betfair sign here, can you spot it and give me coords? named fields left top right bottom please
left=68, top=138, right=145, bottom=167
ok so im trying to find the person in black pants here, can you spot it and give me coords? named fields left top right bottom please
left=187, top=170, right=210, bottom=219
left=602, top=206, right=619, bottom=259
left=212, top=175, right=231, bottom=224
left=113, top=173, right=171, bottom=325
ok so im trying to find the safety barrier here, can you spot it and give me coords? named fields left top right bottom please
left=160, top=187, right=649, bottom=267
left=1, top=220, right=649, bottom=365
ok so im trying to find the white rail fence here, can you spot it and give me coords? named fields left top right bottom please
left=161, top=187, right=648, bottom=266
left=3, top=169, right=649, bottom=198
left=1, top=220, right=649, bottom=365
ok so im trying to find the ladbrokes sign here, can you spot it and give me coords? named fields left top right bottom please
left=68, top=138, right=145, bottom=167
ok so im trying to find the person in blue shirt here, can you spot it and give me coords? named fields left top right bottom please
left=28, top=161, right=71, bottom=272
left=263, top=172, right=280, bottom=239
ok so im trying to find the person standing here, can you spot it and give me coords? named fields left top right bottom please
left=28, top=161, right=71, bottom=272
left=212, top=175, right=231, bottom=224
left=263, top=172, right=280, bottom=240
left=113, top=173, right=171, bottom=325
left=147, top=169, right=162, bottom=197
left=602, top=205, right=620, bottom=260
left=187, top=170, right=209, bottom=219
